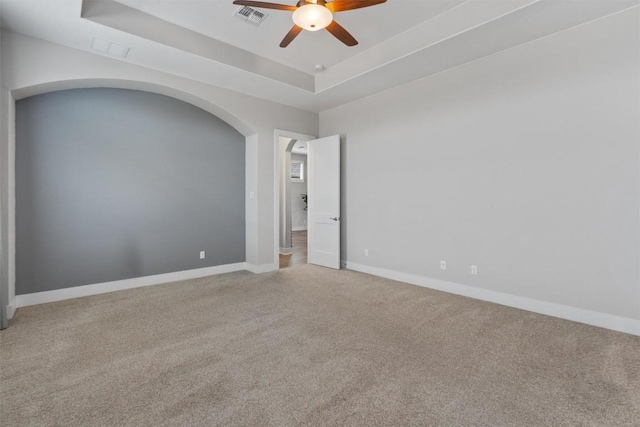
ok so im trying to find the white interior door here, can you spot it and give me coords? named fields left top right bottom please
left=308, top=135, right=340, bottom=269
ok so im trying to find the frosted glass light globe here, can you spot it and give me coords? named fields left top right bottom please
left=292, top=4, right=333, bottom=31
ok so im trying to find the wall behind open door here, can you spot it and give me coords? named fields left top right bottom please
left=308, top=135, right=340, bottom=269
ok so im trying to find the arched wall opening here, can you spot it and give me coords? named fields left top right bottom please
left=2, top=80, right=260, bottom=319
left=11, top=79, right=255, bottom=137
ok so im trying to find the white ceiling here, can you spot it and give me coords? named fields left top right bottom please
left=117, top=0, right=459, bottom=74
left=1, top=0, right=638, bottom=112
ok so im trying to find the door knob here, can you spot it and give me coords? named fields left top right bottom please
left=330, top=217, right=340, bottom=221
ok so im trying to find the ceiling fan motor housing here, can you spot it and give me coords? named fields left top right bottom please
left=292, top=4, right=333, bottom=31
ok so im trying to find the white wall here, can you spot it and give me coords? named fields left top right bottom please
left=0, top=28, right=7, bottom=327
left=279, top=136, right=293, bottom=250
left=0, top=30, right=318, bottom=312
left=0, top=29, right=16, bottom=322
left=291, top=153, right=308, bottom=231
left=3, top=10, right=639, bottom=334
left=320, top=9, right=640, bottom=328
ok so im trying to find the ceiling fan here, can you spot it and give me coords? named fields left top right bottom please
left=233, top=0, right=387, bottom=47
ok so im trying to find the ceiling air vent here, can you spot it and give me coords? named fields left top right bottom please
left=235, top=6, right=268, bottom=26
left=90, top=37, right=130, bottom=58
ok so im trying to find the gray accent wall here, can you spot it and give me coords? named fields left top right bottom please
left=16, top=88, right=245, bottom=295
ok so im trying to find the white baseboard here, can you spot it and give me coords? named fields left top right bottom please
left=346, top=262, right=640, bottom=337
left=246, top=263, right=279, bottom=274
left=292, top=226, right=307, bottom=231
left=7, top=299, right=15, bottom=319
left=15, top=263, right=247, bottom=309
left=279, top=247, right=293, bottom=254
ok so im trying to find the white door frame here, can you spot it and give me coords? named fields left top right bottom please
left=273, top=129, right=316, bottom=267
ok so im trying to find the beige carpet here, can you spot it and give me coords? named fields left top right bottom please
left=1, top=265, right=639, bottom=426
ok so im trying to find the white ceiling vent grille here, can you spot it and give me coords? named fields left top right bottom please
left=235, top=6, right=268, bottom=26
left=90, top=37, right=130, bottom=58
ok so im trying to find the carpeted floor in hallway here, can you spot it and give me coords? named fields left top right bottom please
left=1, top=265, right=639, bottom=426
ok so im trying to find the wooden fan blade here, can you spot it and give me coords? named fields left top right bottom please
left=280, top=25, right=303, bottom=47
left=326, top=0, right=386, bottom=13
left=233, top=0, right=297, bottom=12
left=325, top=21, right=358, bottom=46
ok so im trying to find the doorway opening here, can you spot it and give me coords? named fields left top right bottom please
left=275, top=130, right=341, bottom=271
left=280, top=230, right=308, bottom=269
left=278, top=136, right=310, bottom=269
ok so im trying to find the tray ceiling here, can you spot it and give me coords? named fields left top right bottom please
left=1, top=0, right=638, bottom=112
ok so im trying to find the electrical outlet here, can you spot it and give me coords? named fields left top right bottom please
left=200, top=251, right=205, bottom=259
left=440, top=260, right=447, bottom=270
left=471, top=265, right=478, bottom=275
left=364, top=248, right=369, bottom=256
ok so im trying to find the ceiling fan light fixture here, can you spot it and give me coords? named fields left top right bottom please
left=292, top=4, right=333, bottom=31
